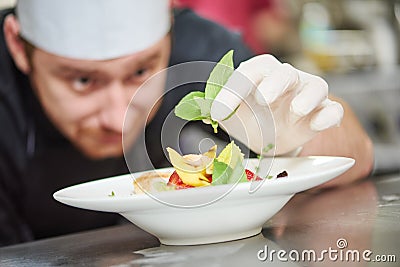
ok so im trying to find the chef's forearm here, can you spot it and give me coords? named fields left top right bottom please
left=300, top=96, right=374, bottom=187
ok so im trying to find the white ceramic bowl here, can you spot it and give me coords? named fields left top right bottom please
left=53, top=156, right=354, bottom=245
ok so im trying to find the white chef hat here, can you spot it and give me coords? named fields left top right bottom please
left=16, top=0, right=171, bottom=60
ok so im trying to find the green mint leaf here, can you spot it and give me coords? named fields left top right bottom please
left=205, top=50, right=234, bottom=100
left=227, top=161, right=247, bottom=184
left=213, top=141, right=247, bottom=184
left=212, top=159, right=232, bottom=185
left=174, top=50, right=236, bottom=133
left=174, top=91, right=207, bottom=121
left=194, top=97, right=213, bottom=118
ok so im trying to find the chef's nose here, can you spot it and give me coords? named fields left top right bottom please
left=99, top=82, right=131, bottom=133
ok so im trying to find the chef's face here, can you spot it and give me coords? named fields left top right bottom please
left=28, top=35, right=171, bottom=159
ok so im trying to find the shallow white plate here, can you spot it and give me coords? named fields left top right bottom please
left=53, top=156, right=354, bottom=245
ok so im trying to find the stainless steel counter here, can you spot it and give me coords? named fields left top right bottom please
left=1, top=174, right=399, bottom=266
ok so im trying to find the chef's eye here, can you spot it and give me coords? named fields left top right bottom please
left=135, top=68, right=148, bottom=77
left=128, top=67, right=152, bottom=85
left=72, top=77, right=94, bottom=92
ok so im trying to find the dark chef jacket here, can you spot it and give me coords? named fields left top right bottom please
left=0, top=8, right=253, bottom=246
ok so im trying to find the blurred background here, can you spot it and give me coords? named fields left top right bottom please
left=0, top=0, right=13, bottom=10
left=175, top=0, right=400, bottom=175
left=1, top=0, right=399, bottom=174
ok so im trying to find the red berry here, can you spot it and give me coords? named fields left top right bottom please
left=245, top=169, right=263, bottom=181
left=204, top=174, right=212, bottom=183
left=167, top=171, right=181, bottom=186
left=167, top=171, right=193, bottom=189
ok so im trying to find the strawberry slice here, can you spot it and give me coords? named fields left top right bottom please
left=167, top=171, right=194, bottom=189
left=245, top=169, right=263, bottom=181
left=204, top=174, right=212, bottom=183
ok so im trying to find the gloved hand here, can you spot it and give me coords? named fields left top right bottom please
left=210, top=54, right=344, bottom=156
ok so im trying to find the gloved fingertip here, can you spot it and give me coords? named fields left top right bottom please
left=310, top=102, right=344, bottom=131
left=290, top=99, right=310, bottom=117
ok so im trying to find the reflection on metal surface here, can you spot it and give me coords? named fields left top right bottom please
left=131, top=234, right=298, bottom=267
left=263, top=179, right=397, bottom=266
left=0, top=177, right=399, bottom=266
left=381, top=194, right=400, bottom=203
left=126, top=177, right=399, bottom=266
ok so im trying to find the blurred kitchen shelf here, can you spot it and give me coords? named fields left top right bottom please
left=324, top=67, right=400, bottom=175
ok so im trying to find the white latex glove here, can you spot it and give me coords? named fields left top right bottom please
left=210, top=54, right=344, bottom=156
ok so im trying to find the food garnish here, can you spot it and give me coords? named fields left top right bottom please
left=277, top=171, right=288, bottom=178
left=174, top=50, right=235, bottom=133
left=166, top=145, right=216, bottom=187
left=133, top=141, right=287, bottom=194
left=132, top=51, right=288, bottom=195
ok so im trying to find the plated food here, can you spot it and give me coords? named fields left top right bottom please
left=53, top=156, right=355, bottom=245
left=133, top=141, right=288, bottom=194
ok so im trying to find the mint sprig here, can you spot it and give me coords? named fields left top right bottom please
left=211, top=141, right=247, bottom=185
left=174, top=50, right=235, bottom=133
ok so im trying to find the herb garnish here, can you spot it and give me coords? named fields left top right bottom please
left=174, top=50, right=235, bottom=133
